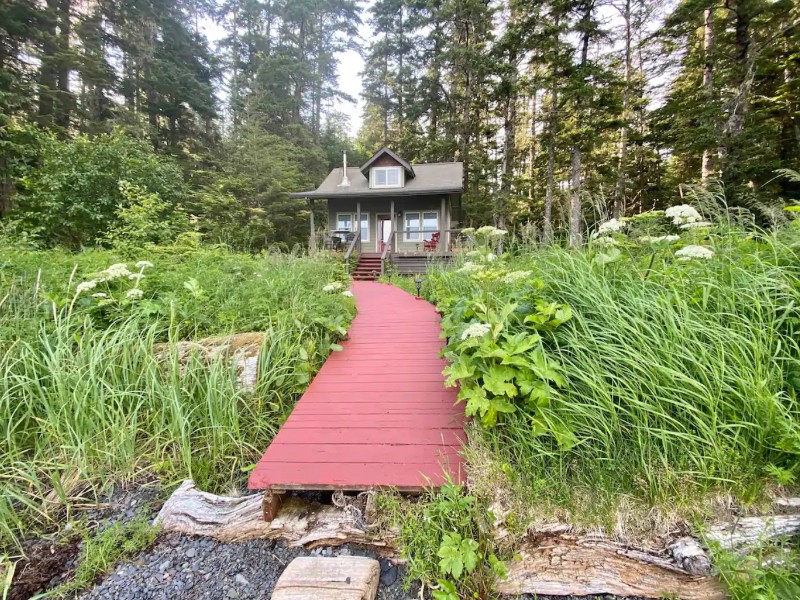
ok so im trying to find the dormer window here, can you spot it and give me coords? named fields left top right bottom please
left=371, top=166, right=403, bottom=188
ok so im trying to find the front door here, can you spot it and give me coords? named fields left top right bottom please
left=378, top=215, right=392, bottom=252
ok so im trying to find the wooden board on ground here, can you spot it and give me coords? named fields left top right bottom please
left=271, top=557, right=379, bottom=600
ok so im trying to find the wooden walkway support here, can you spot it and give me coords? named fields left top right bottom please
left=248, top=281, right=465, bottom=505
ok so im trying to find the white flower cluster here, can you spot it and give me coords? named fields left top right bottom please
left=457, top=262, right=484, bottom=273
left=126, top=288, right=143, bottom=300
left=639, top=235, right=680, bottom=243
left=596, top=218, right=626, bottom=235
left=665, top=204, right=703, bottom=226
left=475, top=225, right=508, bottom=238
left=461, top=322, right=491, bottom=340
left=92, top=292, right=108, bottom=299
left=99, top=263, right=132, bottom=281
left=502, top=270, right=532, bottom=284
left=461, top=227, right=476, bottom=235
left=679, top=221, right=714, bottom=230
left=76, top=280, right=98, bottom=294
left=675, top=245, right=715, bottom=261
left=135, top=260, right=154, bottom=269
left=322, top=282, right=344, bottom=292
left=341, top=290, right=354, bottom=297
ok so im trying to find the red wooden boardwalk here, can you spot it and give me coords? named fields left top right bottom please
left=248, top=281, right=465, bottom=492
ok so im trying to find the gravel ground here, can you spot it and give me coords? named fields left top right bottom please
left=78, top=534, right=416, bottom=600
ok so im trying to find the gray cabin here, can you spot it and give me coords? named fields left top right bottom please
left=290, top=147, right=464, bottom=280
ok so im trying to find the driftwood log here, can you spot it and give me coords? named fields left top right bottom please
left=495, top=535, right=726, bottom=599
left=155, top=481, right=394, bottom=553
left=157, top=483, right=800, bottom=599
left=704, top=514, right=800, bottom=551
left=153, top=332, right=263, bottom=392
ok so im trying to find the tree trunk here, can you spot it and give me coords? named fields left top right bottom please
left=569, top=147, right=582, bottom=247
left=718, top=0, right=754, bottom=178
left=38, top=0, right=59, bottom=126
left=569, top=1, right=593, bottom=248
left=292, top=17, right=305, bottom=123
left=528, top=89, right=537, bottom=204
left=543, top=86, right=557, bottom=244
left=613, top=0, right=632, bottom=217
left=54, top=0, right=72, bottom=132
left=701, top=7, right=715, bottom=180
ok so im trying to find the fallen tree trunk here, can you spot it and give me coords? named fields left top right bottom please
left=155, top=481, right=394, bottom=553
left=705, top=514, right=800, bottom=550
left=495, top=535, right=726, bottom=599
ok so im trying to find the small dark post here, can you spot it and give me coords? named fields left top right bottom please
left=414, top=276, right=422, bottom=298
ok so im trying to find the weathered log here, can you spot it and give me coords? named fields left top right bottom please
left=669, top=536, right=713, bottom=576
left=774, top=497, right=800, bottom=510
left=496, top=535, right=726, bottom=599
left=155, top=481, right=394, bottom=553
left=704, top=514, right=800, bottom=550
left=153, top=332, right=264, bottom=392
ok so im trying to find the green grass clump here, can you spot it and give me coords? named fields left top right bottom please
left=48, top=515, right=160, bottom=597
left=712, top=538, right=800, bottom=600
left=0, top=242, right=354, bottom=548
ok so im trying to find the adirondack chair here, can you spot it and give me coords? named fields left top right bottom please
left=423, top=231, right=440, bottom=252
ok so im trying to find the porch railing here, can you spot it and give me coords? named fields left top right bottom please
left=393, top=229, right=462, bottom=255
left=380, top=229, right=396, bottom=276
left=343, top=231, right=361, bottom=275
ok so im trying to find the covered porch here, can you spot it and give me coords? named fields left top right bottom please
left=306, top=194, right=463, bottom=276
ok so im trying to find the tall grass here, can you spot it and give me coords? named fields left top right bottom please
left=0, top=245, right=353, bottom=548
left=426, top=227, right=800, bottom=526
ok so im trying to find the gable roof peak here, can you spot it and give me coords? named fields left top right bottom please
left=359, top=146, right=415, bottom=178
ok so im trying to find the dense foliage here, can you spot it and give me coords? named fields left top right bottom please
left=421, top=217, right=800, bottom=522
left=2, top=0, right=799, bottom=247
left=0, top=243, right=353, bottom=547
left=361, top=0, right=800, bottom=238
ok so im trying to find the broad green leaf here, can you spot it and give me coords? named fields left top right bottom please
left=483, top=365, right=518, bottom=397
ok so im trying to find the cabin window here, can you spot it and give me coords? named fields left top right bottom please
left=370, top=166, right=403, bottom=188
left=335, top=212, right=369, bottom=241
left=404, top=211, right=438, bottom=241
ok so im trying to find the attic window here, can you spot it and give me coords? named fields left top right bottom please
left=371, top=166, right=403, bottom=188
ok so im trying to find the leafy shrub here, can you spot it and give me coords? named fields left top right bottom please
left=13, top=130, right=187, bottom=247
left=377, top=485, right=505, bottom=599
left=105, top=181, right=191, bottom=250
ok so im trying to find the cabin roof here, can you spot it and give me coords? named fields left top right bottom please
left=289, top=162, right=464, bottom=199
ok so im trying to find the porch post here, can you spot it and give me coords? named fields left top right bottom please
left=308, top=198, right=316, bottom=255
left=440, top=195, right=447, bottom=255
left=356, top=200, right=361, bottom=238
left=390, top=199, right=395, bottom=253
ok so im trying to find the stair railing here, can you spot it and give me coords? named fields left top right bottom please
left=343, top=230, right=361, bottom=275
left=380, top=229, right=396, bottom=276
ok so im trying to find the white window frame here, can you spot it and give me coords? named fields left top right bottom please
left=370, top=166, right=403, bottom=189
left=335, top=212, right=370, bottom=242
left=403, top=210, right=439, bottom=242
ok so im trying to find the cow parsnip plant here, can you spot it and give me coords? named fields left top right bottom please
left=440, top=288, right=572, bottom=438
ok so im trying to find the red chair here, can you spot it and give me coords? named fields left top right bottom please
left=423, top=231, right=440, bottom=252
